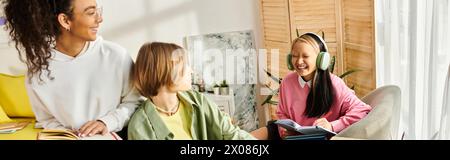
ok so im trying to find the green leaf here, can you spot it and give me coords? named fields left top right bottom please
left=339, top=69, right=362, bottom=79
left=320, top=30, right=325, bottom=40
left=264, top=69, right=282, bottom=84
left=267, top=100, right=279, bottom=105
left=221, top=80, right=228, bottom=87
left=262, top=88, right=281, bottom=106
left=261, top=95, right=274, bottom=106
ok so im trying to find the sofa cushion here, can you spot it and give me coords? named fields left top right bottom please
left=334, top=85, right=401, bottom=140
left=0, top=73, right=35, bottom=118
left=0, top=104, right=12, bottom=123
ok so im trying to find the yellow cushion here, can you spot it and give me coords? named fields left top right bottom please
left=0, top=73, right=35, bottom=118
left=0, top=118, right=42, bottom=140
left=0, top=104, right=12, bottom=123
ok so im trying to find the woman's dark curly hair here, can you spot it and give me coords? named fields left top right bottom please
left=3, top=0, right=73, bottom=81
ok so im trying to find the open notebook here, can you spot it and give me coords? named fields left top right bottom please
left=37, top=129, right=122, bottom=140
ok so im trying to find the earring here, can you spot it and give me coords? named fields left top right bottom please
left=66, top=27, right=70, bottom=32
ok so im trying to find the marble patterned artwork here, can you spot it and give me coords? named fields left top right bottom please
left=185, top=30, right=258, bottom=131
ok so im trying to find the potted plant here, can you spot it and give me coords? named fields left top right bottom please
left=213, top=83, right=220, bottom=95
left=219, top=80, right=229, bottom=95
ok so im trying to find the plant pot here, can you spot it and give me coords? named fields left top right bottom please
left=213, top=87, right=220, bottom=95
left=220, top=87, right=229, bottom=95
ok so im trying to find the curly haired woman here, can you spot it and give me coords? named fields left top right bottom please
left=3, top=0, right=140, bottom=138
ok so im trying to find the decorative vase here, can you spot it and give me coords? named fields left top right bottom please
left=213, top=87, right=220, bottom=95
left=220, top=87, right=229, bottom=95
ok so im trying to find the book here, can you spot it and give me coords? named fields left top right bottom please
left=274, top=119, right=337, bottom=137
left=0, top=121, right=30, bottom=134
left=285, top=134, right=328, bottom=140
left=37, top=129, right=122, bottom=140
left=330, top=136, right=366, bottom=140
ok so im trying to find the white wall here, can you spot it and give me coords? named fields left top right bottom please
left=0, top=2, right=27, bottom=75
left=0, top=32, right=27, bottom=75
left=100, top=0, right=262, bottom=60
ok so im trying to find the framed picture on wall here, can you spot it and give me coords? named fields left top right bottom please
left=184, top=30, right=259, bottom=131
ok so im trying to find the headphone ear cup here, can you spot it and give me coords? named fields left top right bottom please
left=287, top=54, right=294, bottom=71
left=316, top=52, right=331, bottom=71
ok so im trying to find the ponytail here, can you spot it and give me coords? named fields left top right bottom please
left=305, top=69, right=334, bottom=118
left=3, top=0, right=72, bottom=81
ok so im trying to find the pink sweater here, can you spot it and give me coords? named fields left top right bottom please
left=277, top=72, right=372, bottom=136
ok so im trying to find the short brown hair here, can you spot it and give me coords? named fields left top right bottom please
left=133, top=42, right=187, bottom=98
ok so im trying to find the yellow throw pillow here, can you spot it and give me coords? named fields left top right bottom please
left=0, top=104, right=12, bottom=123
left=0, top=73, right=35, bottom=118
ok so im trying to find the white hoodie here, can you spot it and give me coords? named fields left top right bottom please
left=26, top=37, right=140, bottom=132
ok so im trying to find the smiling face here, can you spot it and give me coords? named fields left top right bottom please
left=290, top=37, right=321, bottom=81
left=66, top=0, right=103, bottom=41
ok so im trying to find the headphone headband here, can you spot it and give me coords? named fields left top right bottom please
left=287, top=32, right=331, bottom=71
left=302, top=32, right=328, bottom=52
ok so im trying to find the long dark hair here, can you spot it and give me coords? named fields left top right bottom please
left=3, top=0, right=73, bottom=81
left=293, top=34, right=334, bottom=118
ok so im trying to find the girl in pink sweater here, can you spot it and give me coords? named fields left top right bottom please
left=277, top=33, right=372, bottom=138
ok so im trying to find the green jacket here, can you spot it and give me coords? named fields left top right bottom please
left=128, top=91, right=256, bottom=140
